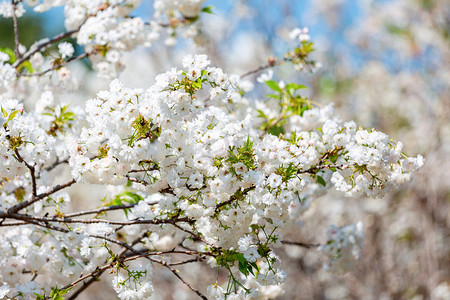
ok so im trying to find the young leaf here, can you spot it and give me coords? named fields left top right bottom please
left=8, top=110, right=20, bottom=121
left=316, top=175, right=326, bottom=187
left=265, top=80, right=281, bottom=92
left=201, top=6, right=214, bottom=14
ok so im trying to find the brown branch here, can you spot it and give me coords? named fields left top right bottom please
left=13, top=28, right=79, bottom=68
left=6, top=178, right=76, bottom=214
left=123, top=249, right=212, bottom=261
left=61, top=202, right=157, bottom=218
left=167, top=257, right=204, bottom=266
left=0, top=221, right=26, bottom=226
left=43, top=158, right=69, bottom=172
left=11, top=0, right=20, bottom=59
left=297, top=163, right=348, bottom=174
left=13, top=216, right=140, bottom=254
left=128, top=165, right=159, bottom=173
left=281, top=240, right=320, bottom=248
left=297, top=147, right=345, bottom=174
left=146, top=256, right=208, bottom=300
left=240, top=56, right=290, bottom=78
left=125, top=176, right=149, bottom=186
left=19, top=52, right=89, bottom=77
left=171, top=222, right=217, bottom=249
left=14, top=149, right=37, bottom=197
left=60, top=228, right=209, bottom=299
left=214, top=186, right=256, bottom=213
left=2, top=212, right=193, bottom=226
left=65, top=265, right=111, bottom=300
left=63, top=230, right=154, bottom=298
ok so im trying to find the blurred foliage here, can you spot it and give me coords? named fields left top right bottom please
left=0, top=16, right=45, bottom=49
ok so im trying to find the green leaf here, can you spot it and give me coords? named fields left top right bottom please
left=62, top=112, right=75, bottom=121
left=316, top=175, right=326, bottom=187
left=104, top=191, right=143, bottom=218
left=238, top=259, right=248, bottom=275
left=1, top=106, right=7, bottom=118
left=268, top=124, right=284, bottom=136
left=8, top=109, right=20, bottom=121
left=249, top=261, right=259, bottom=272
left=0, top=47, right=16, bottom=63
left=114, top=191, right=143, bottom=204
left=256, top=109, right=267, bottom=119
left=49, top=286, right=72, bottom=300
left=329, top=153, right=338, bottom=163
left=267, top=93, right=280, bottom=99
left=286, top=83, right=307, bottom=92
left=201, top=6, right=214, bottom=14
left=17, top=60, right=34, bottom=73
left=265, top=80, right=281, bottom=92
left=299, top=104, right=310, bottom=116
left=0, top=47, right=33, bottom=73
left=34, top=294, right=46, bottom=300
left=386, top=24, right=410, bottom=36
left=236, top=253, right=249, bottom=275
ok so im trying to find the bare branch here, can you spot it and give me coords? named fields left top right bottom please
left=146, top=256, right=208, bottom=300
left=2, top=212, right=192, bottom=227
left=18, top=52, right=89, bottom=77
left=13, top=149, right=37, bottom=197
left=171, top=222, right=217, bottom=249
left=214, top=186, right=256, bottom=213
left=6, top=178, right=76, bottom=214
left=240, top=56, right=289, bottom=78
left=13, top=28, right=79, bottom=68
left=43, top=158, right=69, bottom=173
left=11, top=0, right=20, bottom=59
left=281, top=240, right=320, bottom=248
left=62, top=202, right=156, bottom=218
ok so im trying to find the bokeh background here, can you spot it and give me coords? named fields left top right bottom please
left=1, top=0, right=448, bottom=299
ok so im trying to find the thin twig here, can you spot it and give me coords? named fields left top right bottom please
left=64, top=229, right=154, bottom=298
left=281, top=240, right=320, bottom=248
left=146, top=256, right=208, bottom=300
left=11, top=0, right=20, bottom=59
left=297, top=163, right=348, bottom=174
left=6, top=178, right=76, bottom=214
left=65, top=265, right=111, bottom=300
left=61, top=202, right=157, bottom=218
left=14, top=149, right=37, bottom=197
left=171, top=222, right=217, bottom=249
left=14, top=216, right=139, bottom=253
left=214, top=186, right=256, bottom=213
left=0, top=221, right=26, bottom=226
left=2, top=213, right=192, bottom=226
left=126, top=176, right=149, bottom=186
left=13, top=21, right=84, bottom=68
left=167, top=257, right=204, bottom=266
left=240, top=56, right=290, bottom=78
left=43, top=158, right=69, bottom=172
left=123, top=249, right=211, bottom=261
left=19, top=52, right=89, bottom=77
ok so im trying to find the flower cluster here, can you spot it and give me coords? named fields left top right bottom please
left=318, top=223, right=365, bottom=272
left=0, top=1, right=427, bottom=299
left=66, top=55, right=422, bottom=298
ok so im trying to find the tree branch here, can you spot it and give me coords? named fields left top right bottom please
left=61, top=202, right=157, bottom=218
left=14, top=149, right=37, bottom=197
left=281, top=240, right=320, bottom=248
left=11, top=0, right=20, bottom=59
left=19, top=52, right=89, bottom=77
left=6, top=178, right=76, bottom=214
left=146, top=256, right=208, bottom=300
